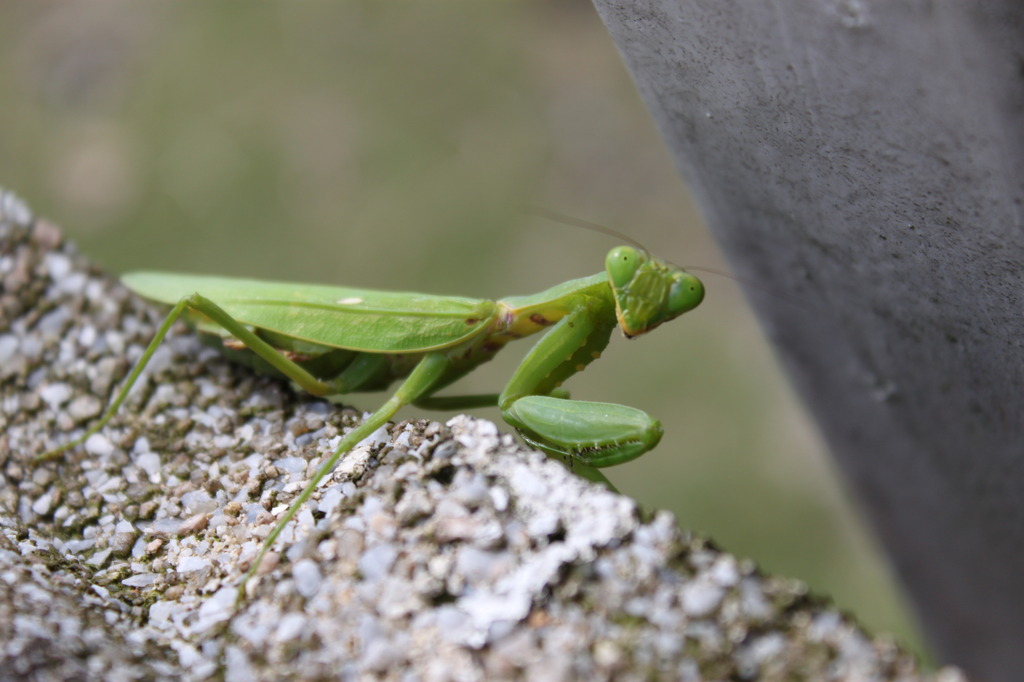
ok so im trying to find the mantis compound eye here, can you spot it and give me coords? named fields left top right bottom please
left=667, top=271, right=705, bottom=316
left=606, top=246, right=642, bottom=289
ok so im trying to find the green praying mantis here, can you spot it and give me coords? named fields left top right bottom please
left=37, top=240, right=704, bottom=599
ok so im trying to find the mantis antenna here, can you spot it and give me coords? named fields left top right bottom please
left=529, top=207, right=809, bottom=311
left=527, top=207, right=650, bottom=254
left=529, top=208, right=737, bottom=288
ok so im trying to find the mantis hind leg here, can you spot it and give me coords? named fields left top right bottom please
left=37, top=293, right=340, bottom=462
left=37, top=296, right=199, bottom=461
left=237, top=351, right=450, bottom=602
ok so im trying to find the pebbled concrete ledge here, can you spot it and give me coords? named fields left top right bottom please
left=0, top=189, right=962, bottom=680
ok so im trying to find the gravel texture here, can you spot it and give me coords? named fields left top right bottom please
left=0, top=188, right=964, bottom=681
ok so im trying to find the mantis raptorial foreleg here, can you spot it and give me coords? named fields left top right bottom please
left=499, top=307, right=663, bottom=470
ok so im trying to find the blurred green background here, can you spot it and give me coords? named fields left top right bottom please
left=0, top=1, right=926, bottom=659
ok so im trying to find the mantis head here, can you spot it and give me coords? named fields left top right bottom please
left=605, top=246, right=705, bottom=338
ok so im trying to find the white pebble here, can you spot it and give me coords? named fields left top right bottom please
left=87, top=548, right=112, bottom=567
left=356, top=424, right=390, bottom=450
left=359, top=544, right=397, bottom=582
left=177, top=556, right=212, bottom=573
left=292, top=559, right=323, bottom=598
left=136, top=452, right=163, bottom=481
left=224, top=645, right=258, bottom=682
left=274, top=613, right=308, bottom=642
left=317, top=486, right=346, bottom=517
left=84, top=433, right=114, bottom=457
left=147, top=600, right=184, bottom=630
left=681, top=579, right=724, bottom=617
left=710, top=555, right=740, bottom=587
left=65, top=538, right=95, bottom=553
left=150, top=518, right=184, bottom=535
left=39, top=383, right=72, bottom=409
left=274, top=457, right=308, bottom=475
left=489, top=485, right=509, bottom=512
left=0, top=335, right=17, bottom=364
left=122, top=573, right=159, bottom=587
left=43, top=252, right=71, bottom=280
left=31, top=491, right=54, bottom=516
left=181, top=490, right=217, bottom=515
left=194, top=587, right=237, bottom=632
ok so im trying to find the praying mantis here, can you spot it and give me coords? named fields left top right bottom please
left=37, top=243, right=704, bottom=599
